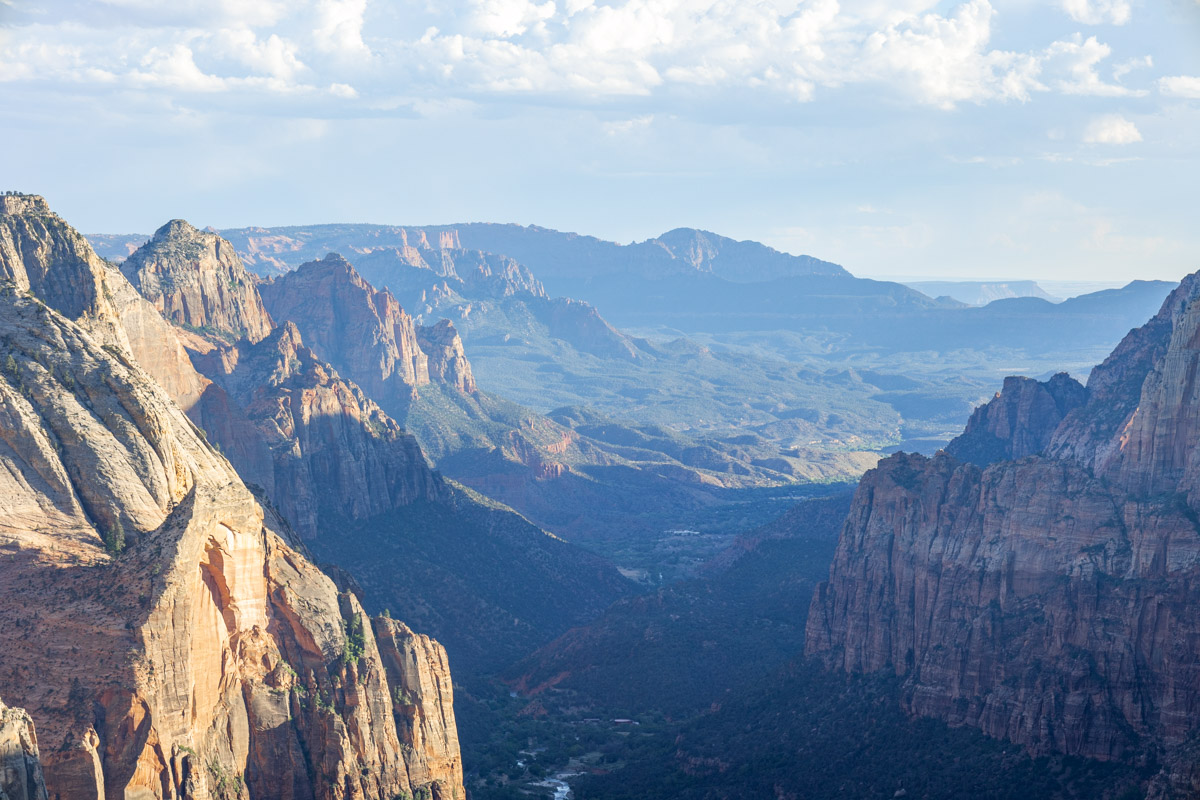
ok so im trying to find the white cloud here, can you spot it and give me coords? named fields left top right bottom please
left=312, top=0, right=369, bottom=57
left=1112, top=55, right=1151, bottom=82
left=856, top=0, right=1043, bottom=108
left=0, top=0, right=1169, bottom=115
left=1060, top=0, right=1132, bottom=25
left=1043, top=35, right=1145, bottom=96
left=131, top=44, right=226, bottom=92
left=210, top=28, right=306, bottom=81
left=470, top=0, right=556, bottom=38
left=1083, top=113, right=1142, bottom=144
left=1159, top=75, right=1200, bottom=99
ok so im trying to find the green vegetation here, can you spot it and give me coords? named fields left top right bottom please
left=102, top=519, right=125, bottom=556
left=341, top=614, right=366, bottom=666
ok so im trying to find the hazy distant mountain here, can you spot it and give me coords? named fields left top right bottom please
left=213, top=223, right=848, bottom=287
left=905, top=279, right=1060, bottom=305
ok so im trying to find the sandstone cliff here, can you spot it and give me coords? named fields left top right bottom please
left=121, top=220, right=274, bottom=344
left=196, top=321, right=445, bottom=539
left=0, top=196, right=465, bottom=800
left=371, top=620, right=463, bottom=799
left=416, top=321, right=476, bottom=394
left=115, top=226, right=447, bottom=541
left=0, top=194, right=275, bottom=490
left=806, top=272, right=1200, bottom=785
left=258, top=254, right=431, bottom=403
left=0, top=697, right=48, bottom=800
left=944, top=373, right=1085, bottom=466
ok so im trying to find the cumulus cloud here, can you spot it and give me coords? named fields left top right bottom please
left=312, top=0, right=369, bottom=57
left=1083, top=114, right=1142, bottom=144
left=1159, top=75, right=1200, bottom=98
left=1044, top=35, right=1145, bottom=96
left=0, top=0, right=1168, bottom=115
left=1060, top=0, right=1132, bottom=25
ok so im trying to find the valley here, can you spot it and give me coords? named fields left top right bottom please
left=1, top=192, right=1193, bottom=800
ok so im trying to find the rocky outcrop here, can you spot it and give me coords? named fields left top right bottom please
left=806, top=272, right=1200, bottom=780
left=0, top=697, right=48, bottom=800
left=372, top=620, right=463, bottom=800
left=197, top=321, right=445, bottom=538
left=0, top=198, right=465, bottom=800
left=122, top=220, right=274, bottom=343
left=416, top=320, right=476, bottom=394
left=259, top=254, right=431, bottom=407
left=945, top=373, right=1085, bottom=466
left=0, top=195, right=273, bottom=487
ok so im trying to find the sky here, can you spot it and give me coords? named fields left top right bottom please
left=1, top=0, right=1198, bottom=281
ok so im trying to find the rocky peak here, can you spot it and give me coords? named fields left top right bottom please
left=945, top=373, right=1085, bottom=466
left=0, top=250, right=464, bottom=800
left=417, top=319, right=477, bottom=394
left=0, top=194, right=213, bottom=412
left=121, top=219, right=274, bottom=344
left=259, top=253, right=439, bottom=415
left=0, top=193, right=51, bottom=217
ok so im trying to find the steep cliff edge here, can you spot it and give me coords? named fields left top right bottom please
left=944, top=373, right=1086, bottom=466
left=197, top=321, right=445, bottom=539
left=259, top=254, right=431, bottom=402
left=0, top=195, right=274, bottom=491
left=0, top=197, right=465, bottom=799
left=807, top=273, right=1200, bottom=784
left=0, top=697, right=48, bottom=800
left=415, top=320, right=476, bottom=395
left=121, top=219, right=273, bottom=344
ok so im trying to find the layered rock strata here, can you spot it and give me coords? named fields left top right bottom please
left=807, top=273, right=1200, bottom=778
left=121, top=220, right=274, bottom=344
left=0, top=196, right=465, bottom=800
left=0, top=697, right=48, bottom=800
left=196, top=322, right=445, bottom=538
left=258, top=254, right=431, bottom=401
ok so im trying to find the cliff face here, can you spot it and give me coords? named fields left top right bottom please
left=945, top=373, right=1086, bottom=466
left=371, top=620, right=463, bottom=799
left=0, top=197, right=465, bottom=800
left=807, top=273, right=1200, bottom=776
left=416, top=320, right=476, bottom=394
left=0, top=195, right=274, bottom=488
left=258, top=254, right=431, bottom=406
left=121, top=220, right=274, bottom=344
left=118, top=227, right=446, bottom=541
left=0, top=697, right=48, bottom=800
left=197, top=322, right=445, bottom=539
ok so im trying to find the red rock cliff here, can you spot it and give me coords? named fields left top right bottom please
left=806, top=273, right=1200, bottom=782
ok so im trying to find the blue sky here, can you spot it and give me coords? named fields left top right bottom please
left=1, top=0, right=1197, bottom=281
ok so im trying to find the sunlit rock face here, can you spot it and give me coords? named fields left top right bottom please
left=807, top=273, right=1200, bottom=782
left=0, top=196, right=465, bottom=800
left=259, top=253, right=432, bottom=406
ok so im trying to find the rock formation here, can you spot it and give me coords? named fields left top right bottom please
left=258, top=254, right=431, bottom=405
left=371, top=620, right=463, bottom=799
left=944, top=373, right=1086, bottom=466
left=0, top=196, right=465, bottom=800
left=0, top=697, right=48, bottom=800
left=121, top=219, right=274, bottom=344
left=806, top=272, right=1200, bottom=785
left=196, top=321, right=445, bottom=538
left=415, top=320, right=476, bottom=394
